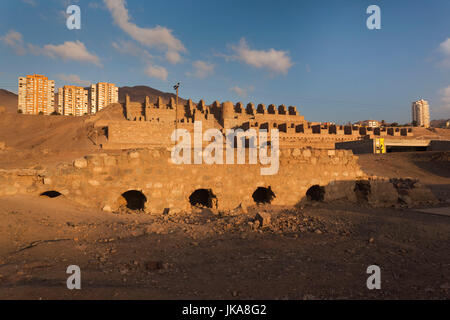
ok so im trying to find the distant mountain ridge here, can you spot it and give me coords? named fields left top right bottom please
left=118, top=86, right=187, bottom=105
left=431, top=119, right=450, bottom=128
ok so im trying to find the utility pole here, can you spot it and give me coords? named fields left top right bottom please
left=173, top=82, right=180, bottom=144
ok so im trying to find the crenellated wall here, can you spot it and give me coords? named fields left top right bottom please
left=112, top=96, right=414, bottom=150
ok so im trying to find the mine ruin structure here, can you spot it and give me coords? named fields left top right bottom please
left=97, top=95, right=415, bottom=150
left=0, top=148, right=436, bottom=213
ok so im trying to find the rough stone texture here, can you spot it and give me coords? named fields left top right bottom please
left=406, top=187, right=438, bottom=205
left=0, top=147, right=438, bottom=212
left=367, top=179, right=399, bottom=207
left=73, top=158, right=88, bottom=169
left=99, top=96, right=415, bottom=150
left=255, top=212, right=271, bottom=227
left=0, top=147, right=362, bottom=212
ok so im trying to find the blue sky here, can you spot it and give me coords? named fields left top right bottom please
left=0, top=0, right=449, bottom=123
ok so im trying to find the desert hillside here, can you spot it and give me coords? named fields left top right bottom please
left=0, top=89, right=18, bottom=113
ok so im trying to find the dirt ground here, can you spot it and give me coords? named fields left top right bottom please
left=0, top=194, right=448, bottom=300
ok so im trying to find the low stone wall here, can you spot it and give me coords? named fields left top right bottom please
left=0, top=148, right=362, bottom=211
left=0, top=148, right=438, bottom=212
left=336, top=140, right=374, bottom=154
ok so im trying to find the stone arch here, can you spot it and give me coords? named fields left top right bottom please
left=189, top=189, right=217, bottom=208
left=252, top=186, right=276, bottom=204
left=354, top=180, right=371, bottom=203
left=306, top=185, right=325, bottom=201
left=40, top=191, right=62, bottom=198
left=120, top=190, right=147, bottom=210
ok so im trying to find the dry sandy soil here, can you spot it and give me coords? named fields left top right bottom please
left=0, top=192, right=448, bottom=300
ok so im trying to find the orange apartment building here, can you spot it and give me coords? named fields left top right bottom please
left=18, top=74, right=55, bottom=115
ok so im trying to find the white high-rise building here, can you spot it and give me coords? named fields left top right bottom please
left=411, top=99, right=430, bottom=128
left=89, top=82, right=119, bottom=113
left=58, top=85, right=89, bottom=116
left=18, top=74, right=55, bottom=115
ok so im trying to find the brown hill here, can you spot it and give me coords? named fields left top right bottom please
left=431, top=119, right=450, bottom=128
left=0, top=113, right=101, bottom=169
left=89, top=103, right=126, bottom=121
left=119, top=86, right=186, bottom=105
left=0, top=89, right=18, bottom=113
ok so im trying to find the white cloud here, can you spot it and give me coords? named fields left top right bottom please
left=145, top=64, right=168, bottom=81
left=1, top=30, right=26, bottom=55
left=439, top=38, right=450, bottom=55
left=112, top=40, right=153, bottom=60
left=1, top=30, right=102, bottom=67
left=222, top=38, right=293, bottom=75
left=38, top=41, right=102, bottom=67
left=103, top=0, right=186, bottom=64
left=165, top=51, right=181, bottom=64
left=440, top=86, right=450, bottom=109
left=186, top=61, right=215, bottom=78
left=229, top=85, right=254, bottom=98
left=22, top=0, right=36, bottom=6
left=438, top=38, right=450, bottom=68
left=56, top=74, right=91, bottom=86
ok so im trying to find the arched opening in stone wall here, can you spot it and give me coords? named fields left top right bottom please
left=306, top=185, right=325, bottom=201
left=189, top=189, right=218, bottom=208
left=354, top=180, right=371, bottom=203
left=40, top=191, right=62, bottom=198
left=121, top=190, right=147, bottom=210
left=252, top=186, right=276, bottom=204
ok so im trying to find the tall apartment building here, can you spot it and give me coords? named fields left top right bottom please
left=411, top=99, right=430, bottom=128
left=18, top=74, right=55, bottom=115
left=58, top=85, right=89, bottom=116
left=90, top=82, right=119, bottom=113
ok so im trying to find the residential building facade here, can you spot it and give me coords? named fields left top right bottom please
left=58, top=85, right=89, bottom=116
left=90, top=82, right=119, bottom=113
left=18, top=74, right=55, bottom=115
left=411, top=99, right=430, bottom=128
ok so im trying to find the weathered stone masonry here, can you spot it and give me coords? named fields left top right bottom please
left=0, top=147, right=436, bottom=211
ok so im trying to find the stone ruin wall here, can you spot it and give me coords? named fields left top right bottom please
left=0, top=148, right=360, bottom=211
left=0, top=147, right=436, bottom=214
left=100, top=96, right=415, bottom=150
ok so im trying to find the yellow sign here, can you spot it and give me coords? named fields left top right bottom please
left=375, top=138, right=385, bottom=154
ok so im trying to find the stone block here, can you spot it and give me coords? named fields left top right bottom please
left=128, top=151, right=140, bottom=159
left=292, top=148, right=301, bottom=157
left=88, top=180, right=100, bottom=186
left=255, top=211, right=271, bottom=227
left=73, top=158, right=88, bottom=169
